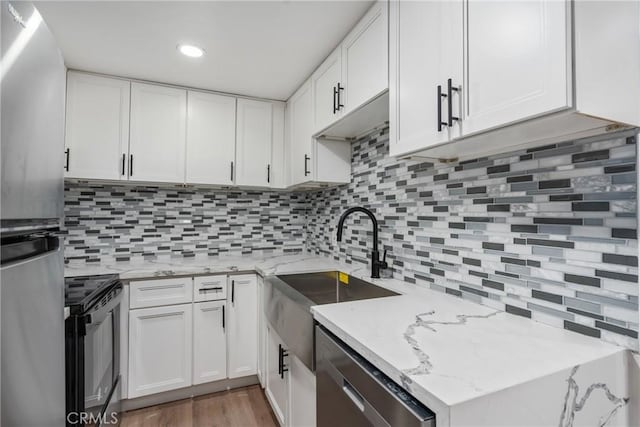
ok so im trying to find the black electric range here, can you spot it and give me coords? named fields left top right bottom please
left=65, top=274, right=123, bottom=426
left=65, top=274, right=121, bottom=313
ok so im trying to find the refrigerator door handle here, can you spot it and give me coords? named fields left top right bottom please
left=1, top=234, right=60, bottom=266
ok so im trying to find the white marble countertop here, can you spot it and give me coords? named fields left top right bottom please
left=64, top=253, right=420, bottom=295
left=64, top=253, right=338, bottom=279
left=65, top=252, right=626, bottom=416
left=311, top=293, right=626, bottom=415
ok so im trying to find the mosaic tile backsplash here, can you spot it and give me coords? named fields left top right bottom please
left=305, top=129, right=639, bottom=349
left=63, top=129, right=638, bottom=349
left=63, top=185, right=307, bottom=263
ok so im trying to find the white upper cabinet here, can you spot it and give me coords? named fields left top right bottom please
left=129, top=82, right=187, bottom=183
left=311, top=1, right=389, bottom=138
left=390, top=0, right=640, bottom=160
left=288, top=79, right=314, bottom=185
left=227, top=274, right=258, bottom=378
left=341, top=0, right=389, bottom=115
left=186, top=91, right=236, bottom=185
left=193, top=300, right=227, bottom=385
left=287, top=77, right=351, bottom=187
left=389, top=0, right=462, bottom=157
left=312, top=47, right=343, bottom=133
left=235, top=98, right=273, bottom=187
left=65, top=72, right=130, bottom=180
left=270, top=102, right=287, bottom=189
left=573, top=0, right=640, bottom=127
left=462, top=0, right=570, bottom=136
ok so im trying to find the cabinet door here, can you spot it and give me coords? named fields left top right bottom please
left=463, top=0, right=570, bottom=136
left=128, top=304, right=192, bottom=398
left=129, top=82, right=187, bottom=183
left=270, top=102, right=287, bottom=189
left=227, top=274, right=258, bottom=378
left=389, top=0, right=463, bottom=157
left=193, top=301, right=227, bottom=385
left=65, top=72, right=130, bottom=180
left=289, top=355, right=316, bottom=427
left=186, top=91, right=236, bottom=185
left=235, top=99, right=273, bottom=187
left=312, top=47, right=342, bottom=132
left=265, top=326, right=288, bottom=426
left=289, top=79, right=314, bottom=185
left=257, top=275, right=267, bottom=388
left=341, top=1, right=388, bottom=116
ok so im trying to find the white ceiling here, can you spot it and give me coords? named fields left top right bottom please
left=35, top=1, right=374, bottom=101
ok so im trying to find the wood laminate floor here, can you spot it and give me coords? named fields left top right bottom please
left=120, top=385, right=278, bottom=427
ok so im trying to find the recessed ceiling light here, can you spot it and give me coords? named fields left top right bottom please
left=177, top=44, right=205, bottom=58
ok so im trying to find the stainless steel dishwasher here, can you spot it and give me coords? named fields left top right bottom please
left=316, top=325, right=436, bottom=427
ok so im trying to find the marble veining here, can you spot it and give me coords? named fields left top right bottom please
left=401, top=310, right=499, bottom=388
left=312, top=292, right=625, bottom=411
left=558, top=365, right=629, bottom=427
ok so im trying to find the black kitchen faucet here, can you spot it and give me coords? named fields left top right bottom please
left=336, top=207, right=388, bottom=278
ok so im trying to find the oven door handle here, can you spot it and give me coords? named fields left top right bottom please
left=85, top=283, right=123, bottom=325
left=111, top=305, right=118, bottom=385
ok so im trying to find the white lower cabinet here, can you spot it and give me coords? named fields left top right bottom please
left=227, top=274, right=259, bottom=378
left=264, top=323, right=317, bottom=427
left=125, top=273, right=260, bottom=402
left=289, top=355, right=316, bottom=427
left=123, top=272, right=315, bottom=420
left=128, top=303, right=193, bottom=398
left=257, top=275, right=267, bottom=388
left=266, top=326, right=289, bottom=426
left=193, top=300, right=227, bottom=385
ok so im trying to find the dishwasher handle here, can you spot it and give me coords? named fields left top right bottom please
left=342, top=379, right=365, bottom=412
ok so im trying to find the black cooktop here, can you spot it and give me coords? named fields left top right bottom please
left=64, top=274, right=121, bottom=313
left=276, top=271, right=398, bottom=305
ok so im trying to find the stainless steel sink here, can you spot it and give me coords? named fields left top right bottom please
left=264, top=271, right=398, bottom=371
left=276, top=271, right=398, bottom=304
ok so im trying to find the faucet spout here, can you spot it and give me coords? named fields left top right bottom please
left=336, top=207, right=387, bottom=278
left=337, top=207, right=379, bottom=252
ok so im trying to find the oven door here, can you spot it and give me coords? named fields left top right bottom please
left=83, top=285, right=122, bottom=424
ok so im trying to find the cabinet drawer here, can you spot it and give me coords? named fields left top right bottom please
left=129, top=277, right=193, bottom=309
left=193, top=275, right=228, bottom=302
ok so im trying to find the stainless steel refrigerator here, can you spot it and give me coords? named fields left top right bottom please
left=1, top=1, right=66, bottom=425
